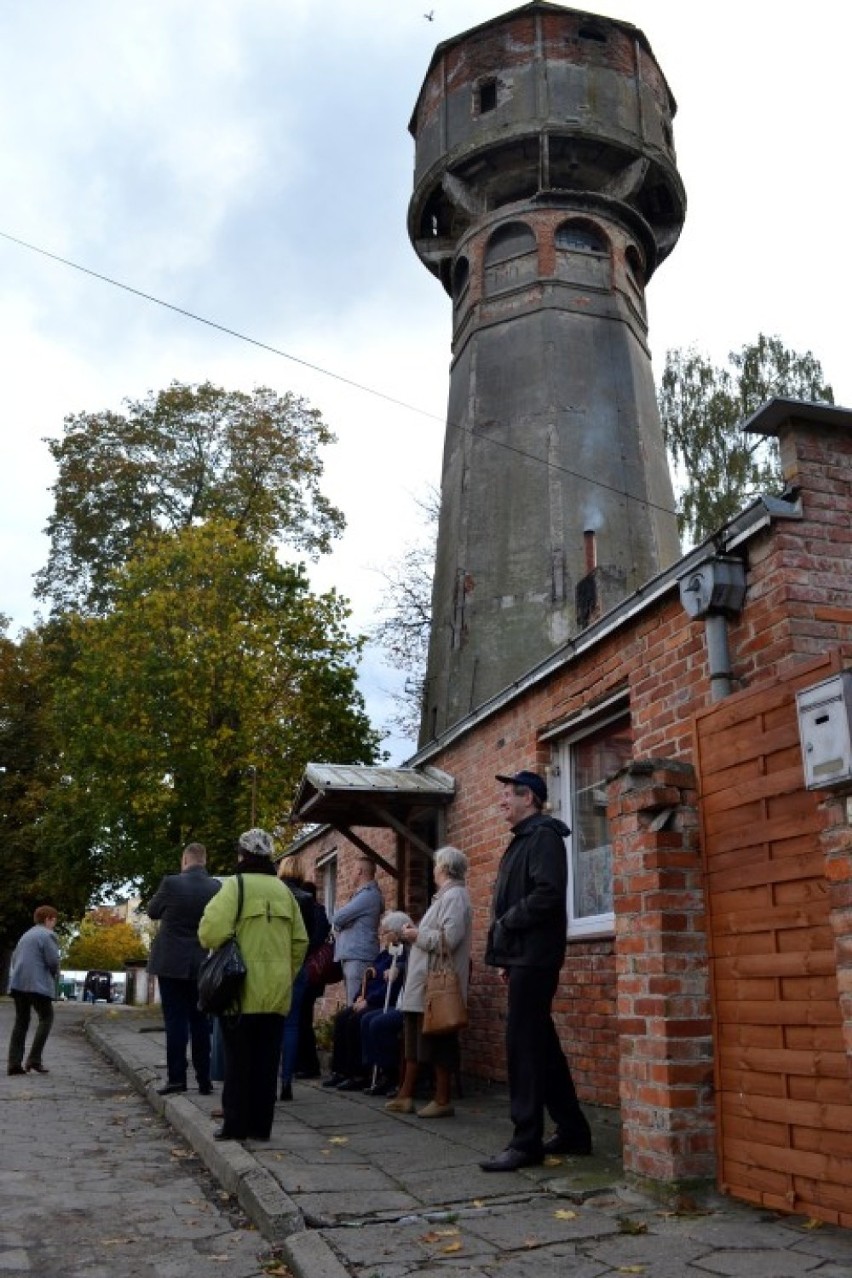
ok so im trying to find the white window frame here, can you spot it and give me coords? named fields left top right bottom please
left=315, top=849, right=338, bottom=918
left=555, top=709, right=631, bottom=939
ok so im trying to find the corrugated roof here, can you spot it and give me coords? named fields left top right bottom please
left=290, top=763, right=455, bottom=827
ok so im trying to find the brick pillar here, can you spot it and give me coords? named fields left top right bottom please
left=611, top=759, right=716, bottom=1181
left=819, top=794, right=852, bottom=1077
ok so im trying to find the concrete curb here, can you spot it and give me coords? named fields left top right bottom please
left=281, top=1229, right=353, bottom=1278
left=84, top=1019, right=305, bottom=1246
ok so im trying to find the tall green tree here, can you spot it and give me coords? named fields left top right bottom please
left=658, top=333, right=834, bottom=545
left=37, top=381, right=344, bottom=615
left=0, top=621, right=102, bottom=967
left=51, top=520, right=380, bottom=896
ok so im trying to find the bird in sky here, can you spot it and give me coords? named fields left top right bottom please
left=424, top=10, right=434, bottom=20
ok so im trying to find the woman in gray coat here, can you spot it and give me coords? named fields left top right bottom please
left=7, top=905, right=61, bottom=1075
left=385, top=846, right=472, bottom=1119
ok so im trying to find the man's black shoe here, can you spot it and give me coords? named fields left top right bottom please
left=279, top=1080, right=293, bottom=1101
left=336, top=1077, right=367, bottom=1091
left=479, top=1147, right=543, bottom=1173
left=363, top=1078, right=394, bottom=1096
left=542, top=1132, right=592, bottom=1157
left=321, top=1073, right=344, bottom=1088
left=198, top=1083, right=213, bottom=1096
left=213, top=1126, right=244, bottom=1141
left=157, top=1082, right=187, bottom=1096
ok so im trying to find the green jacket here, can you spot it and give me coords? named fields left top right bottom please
left=198, top=873, right=308, bottom=1015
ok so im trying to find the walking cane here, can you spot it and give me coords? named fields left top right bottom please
left=371, top=941, right=403, bottom=1089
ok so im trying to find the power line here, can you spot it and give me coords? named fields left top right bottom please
left=0, top=227, right=678, bottom=519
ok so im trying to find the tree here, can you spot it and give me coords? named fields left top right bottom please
left=659, top=333, right=834, bottom=545
left=50, top=519, right=381, bottom=896
left=368, top=489, right=438, bottom=742
left=36, top=381, right=345, bottom=615
left=64, top=915, right=148, bottom=970
left=0, top=621, right=104, bottom=969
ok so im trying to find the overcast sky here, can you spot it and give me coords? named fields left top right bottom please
left=1, top=0, right=849, bottom=764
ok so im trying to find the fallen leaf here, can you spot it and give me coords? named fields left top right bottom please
left=441, top=1242, right=462, bottom=1253
left=99, top=1237, right=136, bottom=1246
left=434, top=1227, right=459, bottom=1237
left=472, top=1198, right=485, bottom=1207
left=803, top=1218, right=824, bottom=1230
left=523, top=1237, right=538, bottom=1248
left=617, top=1267, right=647, bottom=1274
left=329, top=1136, right=349, bottom=1145
left=543, top=1155, right=563, bottom=1167
left=554, top=1209, right=578, bottom=1220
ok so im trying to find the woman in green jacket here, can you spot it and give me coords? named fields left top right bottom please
left=198, top=829, right=308, bottom=1141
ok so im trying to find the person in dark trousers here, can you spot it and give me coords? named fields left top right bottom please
left=146, top=842, right=221, bottom=1096
left=7, top=905, right=61, bottom=1075
left=295, top=881, right=330, bottom=1079
left=276, top=852, right=322, bottom=1101
left=480, top=770, right=592, bottom=1172
left=198, top=828, right=307, bottom=1142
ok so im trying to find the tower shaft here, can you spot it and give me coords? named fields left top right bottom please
left=409, top=3, right=686, bottom=742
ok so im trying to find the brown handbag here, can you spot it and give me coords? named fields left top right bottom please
left=422, top=928, right=468, bottom=1035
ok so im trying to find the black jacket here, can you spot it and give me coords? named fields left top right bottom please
left=146, top=866, right=221, bottom=980
left=484, top=812, right=570, bottom=969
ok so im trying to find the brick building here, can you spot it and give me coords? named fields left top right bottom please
left=289, top=399, right=852, bottom=1225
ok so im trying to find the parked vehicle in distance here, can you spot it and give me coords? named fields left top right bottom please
left=82, top=970, right=112, bottom=1003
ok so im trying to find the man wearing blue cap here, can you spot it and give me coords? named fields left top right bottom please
left=480, top=770, right=592, bottom=1172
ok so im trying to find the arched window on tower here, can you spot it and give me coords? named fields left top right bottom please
left=555, top=219, right=608, bottom=254
left=625, top=246, right=645, bottom=292
left=483, top=222, right=537, bottom=296
left=624, top=245, right=647, bottom=321
left=554, top=218, right=610, bottom=290
left=452, top=255, right=470, bottom=307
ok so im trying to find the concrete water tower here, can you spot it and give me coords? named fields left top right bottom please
left=410, top=2, right=685, bottom=742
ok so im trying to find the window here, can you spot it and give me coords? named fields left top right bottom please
left=476, top=78, right=497, bottom=114
left=559, top=715, right=632, bottom=937
left=316, top=852, right=337, bottom=918
left=452, top=255, right=470, bottom=301
left=555, top=219, right=608, bottom=255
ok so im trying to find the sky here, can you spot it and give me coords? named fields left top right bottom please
left=1, top=0, right=850, bottom=765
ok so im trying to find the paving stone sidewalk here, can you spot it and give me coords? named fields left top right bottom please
left=80, top=1003, right=852, bottom=1278
left=0, top=1000, right=282, bottom=1277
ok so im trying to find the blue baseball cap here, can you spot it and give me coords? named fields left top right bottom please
left=495, top=770, right=548, bottom=803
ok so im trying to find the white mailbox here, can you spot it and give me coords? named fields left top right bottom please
left=796, top=672, right=852, bottom=790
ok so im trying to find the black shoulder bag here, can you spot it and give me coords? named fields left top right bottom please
left=197, top=874, right=247, bottom=1015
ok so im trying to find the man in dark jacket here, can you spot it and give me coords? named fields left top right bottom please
left=480, top=770, right=592, bottom=1172
left=146, top=842, right=221, bottom=1095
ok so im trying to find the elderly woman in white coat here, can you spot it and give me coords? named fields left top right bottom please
left=385, top=845, right=472, bottom=1119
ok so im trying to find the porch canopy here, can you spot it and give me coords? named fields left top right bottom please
left=289, top=763, right=455, bottom=876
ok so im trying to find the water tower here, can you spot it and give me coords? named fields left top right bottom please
left=410, top=2, right=685, bottom=742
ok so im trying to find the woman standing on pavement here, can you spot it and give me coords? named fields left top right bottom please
left=7, top=905, right=61, bottom=1075
left=198, top=830, right=307, bottom=1141
left=385, top=846, right=472, bottom=1119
